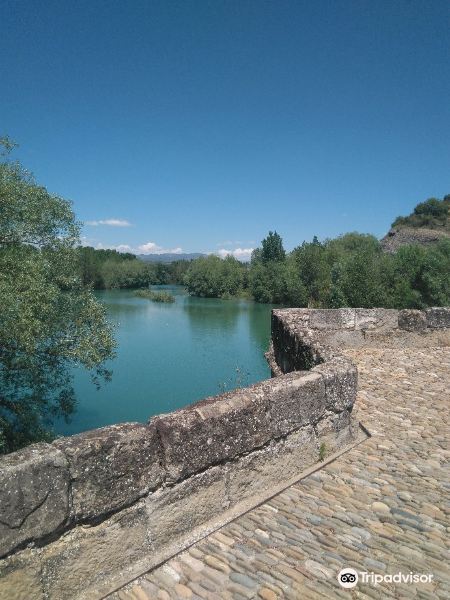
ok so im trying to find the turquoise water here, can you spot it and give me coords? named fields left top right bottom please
left=57, top=287, right=273, bottom=435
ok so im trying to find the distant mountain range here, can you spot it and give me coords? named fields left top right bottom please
left=137, top=253, right=206, bottom=263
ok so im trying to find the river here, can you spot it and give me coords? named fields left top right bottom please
left=56, top=286, right=273, bottom=435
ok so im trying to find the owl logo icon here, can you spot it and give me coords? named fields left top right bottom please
left=338, top=568, right=359, bottom=588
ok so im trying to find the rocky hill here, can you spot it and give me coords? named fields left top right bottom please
left=381, top=226, right=449, bottom=253
left=381, top=195, right=449, bottom=253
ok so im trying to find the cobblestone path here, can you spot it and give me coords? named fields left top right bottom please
left=110, top=347, right=450, bottom=599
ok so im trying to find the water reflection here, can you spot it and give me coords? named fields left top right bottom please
left=57, top=287, right=272, bottom=436
left=183, top=297, right=243, bottom=332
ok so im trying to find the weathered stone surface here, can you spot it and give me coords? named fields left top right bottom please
left=152, top=386, right=272, bottom=483
left=271, top=311, right=318, bottom=372
left=309, top=309, right=356, bottom=330
left=426, top=307, right=450, bottom=329
left=0, top=548, right=43, bottom=600
left=362, top=328, right=447, bottom=348
left=398, top=309, right=427, bottom=331
left=146, top=467, right=227, bottom=548
left=227, top=426, right=318, bottom=503
left=268, top=371, right=326, bottom=436
left=0, top=443, right=69, bottom=558
left=381, top=226, right=449, bottom=253
left=53, top=422, right=162, bottom=521
left=272, top=307, right=450, bottom=368
left=40, top=501, right=150, bottom=600
left=354, top=308, right=398, bottom=331
left=114, top=344, right=450, bottom=600
left=312, top=357, right=357, bottom=411
left=315, top=409, right=356, bottom=454
left=313, top=329, right=365, bottom=348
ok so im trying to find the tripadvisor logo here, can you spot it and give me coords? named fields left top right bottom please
left=338, top=568, right=358, bottom=588
left=338, top=568, right=434, bottom=588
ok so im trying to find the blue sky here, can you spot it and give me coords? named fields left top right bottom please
left=1, top=0, right=449, bottom=259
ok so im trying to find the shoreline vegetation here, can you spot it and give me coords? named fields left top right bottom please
left=133, top=289, right=176, bottom=303
left=79, top=195, right=450, bottom=310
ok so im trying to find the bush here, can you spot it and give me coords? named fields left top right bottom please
left=184, top=255, right=245, bottom=298
left=392, top=195, right=449, bottom=230
left=134, top=289, right=175, bottom=303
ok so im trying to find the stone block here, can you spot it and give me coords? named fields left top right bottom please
left=426, top=307, right=450, bottom=329
left=318, top=329, right=365, bottom=348
left=0, top=444, right=69, bottom=558
left=354, top=309, right=398, bottom=331
left=309, top=309, right=356, bottom=330
left=0, top=548, right=43, bottom=600
left=40, top=501, right=150, bottom=600
left=312, top=357, right=357, bottom=411
left=398, top=309, right=427, bottom=332
left=146, top=467, right=227, bottom=548
left=152, top=386, right=272, bottom=483
left=272, top=309, right=310, bottom=330
left=53, top=422, right=162, bottom=521
left=227, top=426, right=318, bottom=503
left=268, top=371, right=327, bottom=436
left=316, top=410, right=356, bottom=455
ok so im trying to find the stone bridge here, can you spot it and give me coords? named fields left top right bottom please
left=1, top=308, right=449, bottom=599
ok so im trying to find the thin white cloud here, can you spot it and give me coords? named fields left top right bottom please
left=115, top=244, right=133, bottom=253
left=107, top=241, right=185, bottom=255
left=138, top=242, right=161, bottom=254
left=217, top=247, right=254, bottom=261
left=137, top=242, right=183, bottom=255
left=85, top=219, right=132, bottom=227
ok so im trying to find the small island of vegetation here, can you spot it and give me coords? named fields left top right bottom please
left=134, top=289, right=175, bottom=303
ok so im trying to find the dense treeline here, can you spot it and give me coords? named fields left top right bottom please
left=77, top=246, right=190, bottom=289
left=184, top=229, right=450, bottom=309
left=80, top=195, right=450, bottom=309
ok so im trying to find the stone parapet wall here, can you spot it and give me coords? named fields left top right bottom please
left=269, top=308, right=450, bottom=368
left=1, top=306, right=448, bottom=599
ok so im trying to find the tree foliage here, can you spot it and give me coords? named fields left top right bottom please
left=182, top=226, right=450, bottom=310
left=261, top=231, right=286, bottom=263
left=77, top=246, right=191, bottom=289
left=184, top=255, right=246, bottom=298
left=0, top=140, right=116, bottom=453
left=392, top=195, right=449, bottom=230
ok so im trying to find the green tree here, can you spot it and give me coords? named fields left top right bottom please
left=328, top=263, right=347, bottom=308
left=290, top=238, right=330, bottom=306
left=0, top=139, right=115, bottom=453
left=248, top=232, right=288, bottom=303
left=414, top=198, right=447, bottom=219
left=184, top=255, right=223, bottom=297
left=284, top=253, right=308, bottom=306
left=388, top=240, right=450, bottom=308
left=261, top=231, right=286, bottom=263
left=184, top=254, right=245, bottom=298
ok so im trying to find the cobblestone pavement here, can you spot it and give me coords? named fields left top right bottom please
left=110, top=347, right=450, bottom=600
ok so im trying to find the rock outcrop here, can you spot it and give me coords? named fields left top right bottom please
left=380, top=226, right=449, bottom=253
